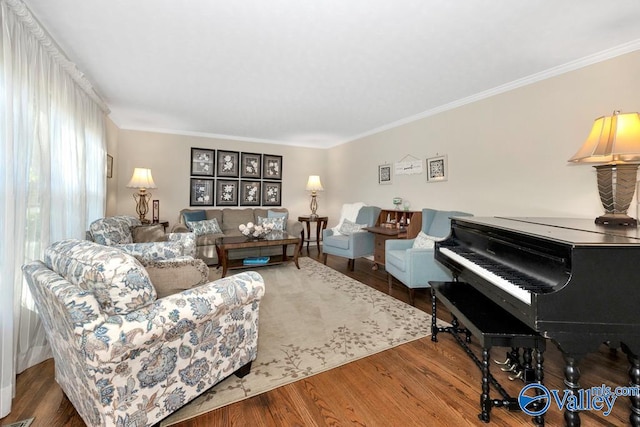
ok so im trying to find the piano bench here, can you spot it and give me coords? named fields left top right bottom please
left=430, top=281, right=546, bottom=425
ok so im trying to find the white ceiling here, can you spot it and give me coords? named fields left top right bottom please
left=22, top=0, right=640, bottom=148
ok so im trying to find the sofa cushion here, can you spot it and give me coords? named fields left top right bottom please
left=187, top=218, right=223, bottom=236
left=143, top=256, right=209, bottom=298
left=44, top=239, right=156, bottom=315
left=132, top=224, right=167, bottom=243
left=324, top=234, right=350, bottom=250
left=89, top=215, right=140, bottom=245
left=222, top=208, right=254, bottom=233
left=183, top=210, right=207, bottom=223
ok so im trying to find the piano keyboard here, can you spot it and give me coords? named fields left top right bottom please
left=439, top=247, right=553, bottom=305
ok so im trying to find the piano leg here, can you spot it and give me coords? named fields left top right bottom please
left=480, top=347, right=491, bottom=422
left=562, top=355, right=582, bottom=427
left=621, top=343, right=640, bottom=427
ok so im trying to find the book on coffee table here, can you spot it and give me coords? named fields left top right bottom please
left=243, top=256, right=270, bottom=265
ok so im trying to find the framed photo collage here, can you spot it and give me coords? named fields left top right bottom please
left=189, top=148, right=282, bottom=207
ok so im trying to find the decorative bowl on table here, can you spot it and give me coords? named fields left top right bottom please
left=239, top=222, right=274, bottom=239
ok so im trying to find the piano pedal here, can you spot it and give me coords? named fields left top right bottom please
left=501, top=363, right=518, bottom=373
left=508, top=370, right=524, bottom=381
left=494, top=357, right=511, bottom=366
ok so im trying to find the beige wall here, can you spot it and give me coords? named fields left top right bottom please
left=109, top=50, right=640, bottom=229
left=114, top=131, right=327, bottom=227
left=105, top=116, right=119, bottom=216
left=324, top=50, right=640, bottom=226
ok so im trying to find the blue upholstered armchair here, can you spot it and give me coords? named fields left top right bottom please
left=322, top=205, right=381, bottom=271
left=385, top=208, right=473, bottom=305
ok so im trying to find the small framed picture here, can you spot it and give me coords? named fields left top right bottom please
left=426, top=155, right=448, bottom=182
left=190, top=178, right=214, bottom=206
left=262, top=181, right=282, bottom=206
left=378, top=164, right=392, bottom=185
left=240, top=152, right=262, bottom=178
left=263, top=154, right=282, bottom=180
left=216, top=179, right=239, bottom=206
left=152, top=200, right=160, bottom=222
left=217, top=150, right=239, bottom=178
left=191, top=148, right=215, bottom=176
left=240, top=180, right=261, bottom=206
left=106, top=154, right=113, bottom=178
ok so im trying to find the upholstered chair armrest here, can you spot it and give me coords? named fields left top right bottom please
left=167, top=232, right=197, bottom=257
left=142, top=256, right=209, bottom=298
left=170, top=223, right=189, bottom=233
left=80, top=271, right=266, bottom=365
left=349, top=230, right=375, bottom=254
left=118, top=241, right=186, bottom=262
left=287, top=220, right=303, bottom=238
left=322, top=228, right=335, bottom=239
left=385, top=238, right=414, bottom=252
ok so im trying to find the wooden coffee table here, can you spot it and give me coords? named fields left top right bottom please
left=215, top=232, right=301, bottom=277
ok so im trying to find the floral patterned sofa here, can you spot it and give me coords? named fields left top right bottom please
left=22, top=239, right=265, bottom=426
left=87, top=215, right=197, bottom=262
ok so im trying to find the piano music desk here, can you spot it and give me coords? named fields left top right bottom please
left=431, top=281, right=546, bottom=425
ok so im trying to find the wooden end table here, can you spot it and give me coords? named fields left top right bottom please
left=215, top=232, right=301, bottom=277
left=297, top=215, right=328, bottom=253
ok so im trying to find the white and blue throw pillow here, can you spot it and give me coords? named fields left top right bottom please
left=258, top=216, right=285, bottom=231
left=187, top=218, right=223, bottom=236
left=338, top=219, right=366, bottom=235
left=267, top=210, right=288, bottom=230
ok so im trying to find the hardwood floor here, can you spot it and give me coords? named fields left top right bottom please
left=1, top=249, right=634, bottom=426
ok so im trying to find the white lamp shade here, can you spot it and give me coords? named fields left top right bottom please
left=569, top=111, right=640, bottom=163
left=306, top=175, right=324, bottom=191
left=126, top=168, right=157, bottom=189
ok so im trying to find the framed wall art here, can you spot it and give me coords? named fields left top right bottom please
left=216, top=179, right=239, bottom=206
left=262, top=181, right=282, bottom=206
left=191, top=148, right=215, bottom=176
left=106, top=154, right=113, bottom=178
left=152, top=200, right=160, bottom=222
left=240, top=180, right=261, bottom=206
left=240, top=152, right=262, bottom=178
left=190, top=178, right=214, bottom=206
left=217, top=150, right=239, bottom=178
left=378, top=164, right=392, bottom=185
left=262, top=154, right=282, bottom=180
left=426, top=155, right=448, bottom=182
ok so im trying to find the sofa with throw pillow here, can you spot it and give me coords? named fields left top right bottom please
left=22, top=239, right=265, bottom=426
left=385, top=208, right=473, bottom=305
left=172, top=208, right=304, bottom=265
left=87, top=215, right=197, bottom=261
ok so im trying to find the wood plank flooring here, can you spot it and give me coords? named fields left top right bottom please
left=1, top=249, right=634, bottom=426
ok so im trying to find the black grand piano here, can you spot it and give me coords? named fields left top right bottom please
left=434, top=216, right=640, bottom=426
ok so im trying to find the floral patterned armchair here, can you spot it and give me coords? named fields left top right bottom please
left=22, top=239, right=265, bottom=426
left=87, top=215, right=197, bottom=262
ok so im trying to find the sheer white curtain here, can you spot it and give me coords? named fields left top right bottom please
left=0, top=0, right=109, bottom=417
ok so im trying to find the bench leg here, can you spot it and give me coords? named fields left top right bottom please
left=479, top=347, right=491, bottom=422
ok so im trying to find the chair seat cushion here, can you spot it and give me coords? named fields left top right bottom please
left=324, top=234, right=351, bottom=250
left=386, top=249, right=407, bottom=272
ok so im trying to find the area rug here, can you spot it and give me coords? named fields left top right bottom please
left=161, top=257, right=439, bottom=426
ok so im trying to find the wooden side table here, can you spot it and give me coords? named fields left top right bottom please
left=297, top=215, right=328, bottom=253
